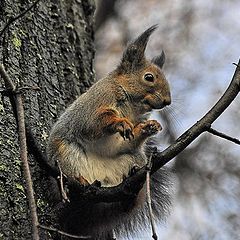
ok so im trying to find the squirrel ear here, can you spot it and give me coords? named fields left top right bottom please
left=152, top=50, right=165, bottom=69
left=118, top=25, right=158, bottom=73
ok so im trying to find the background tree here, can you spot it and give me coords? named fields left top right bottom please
left=94, top=0, right=240, bottom=239
left=0, top=0, right=95, bottom=239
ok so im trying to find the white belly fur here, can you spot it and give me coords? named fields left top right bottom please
left=59, top=133, right=145, bottom=187
left=80, top=153, right=135, bottom=187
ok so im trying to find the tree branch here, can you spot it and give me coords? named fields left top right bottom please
left=0, top=64, right=40, bottom=240
left=66, top=60, right=240, bottom=203
left=38, top=225, right=91, bottom=239
left=151, top=60, right=240, bottom=172
left=2, top=60, right=239, bottom=208
left=207, top=127, right=240, bottom=145
left=0, top=0, right=41, bottom=38
left=146, top=154, right=158, bottom=240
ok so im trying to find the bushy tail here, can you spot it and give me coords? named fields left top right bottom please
left=57, top=169, right=172, bottom=240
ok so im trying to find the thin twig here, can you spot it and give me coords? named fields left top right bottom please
left=0, top=64, right=39, bottom=240
left=16, top=94, right=40, bottom=240
left=0, top=65, right=16, bottom=90
left=0, top=0, right=42, bottom=37
left=233, top=63, right=240, bottom=67
left=207, top=127, right=240, bottom=145
left=17, top=85, right=41, bottom=92
left=112, top=230, right=117, bottom=240
left=0, top=86, right=41, bottom=96
left=146, top=153, right=158, bottom=240
left=38, top=225, right=91, bottom=239
left=56, top=160, right=70, bottom=203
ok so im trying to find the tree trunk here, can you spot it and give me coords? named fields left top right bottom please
left=0, top=0, right=95, bottom=239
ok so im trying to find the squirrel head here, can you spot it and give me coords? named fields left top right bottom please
left=115, top=25, right=171, bottom=112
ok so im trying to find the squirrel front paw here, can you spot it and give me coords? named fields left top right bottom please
left=115, top=118, right=134, bottom=141
left=138, top=120, right=162, bottom=136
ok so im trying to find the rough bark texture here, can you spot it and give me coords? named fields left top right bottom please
left=0, top=0, right=95, bottom=239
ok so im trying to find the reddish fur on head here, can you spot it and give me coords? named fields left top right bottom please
left=114, top=25, right=171, bottom=113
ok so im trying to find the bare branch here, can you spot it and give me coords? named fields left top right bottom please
left=3, top=60, right=239, bottom=210
left=17, top=85, right=41, bottom=92
left=38, top=225, right=91, bottom=239
left=151, top=59, right=240, bottom=172
left=207, top=127, right=240, bottom=145
left=112, top=230, right=117, bottom=240
left=0, top=0, right=41, bottom=37
left=25, top=127, right=59, bottom=178
left=56, top=160, right=70, bottom=203
left=146, top=153, right=158, bottom=240
left=0, top=64, right=40, bottom=240
left=66, top=60, right=240, bottom=203
left=0, top=64, right=16, bottom=90
left=0, top=86, right=41, bottom=96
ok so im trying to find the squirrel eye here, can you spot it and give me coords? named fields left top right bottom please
left=144, top=73, right=154, bottom=82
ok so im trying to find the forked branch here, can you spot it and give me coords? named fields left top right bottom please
left=1, top=60, right=239, bottom=217
left=207, top=127, right=240, bottom=145
left=69, top=60, right=240, bottom=203
left=151, top=60, right=240, bottom=172
left=0, top=65, right=40, bottom=239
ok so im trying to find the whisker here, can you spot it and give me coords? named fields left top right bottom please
left=155, top=107, right=183, bottom=136
left=164, top=107, right=183, bottom=129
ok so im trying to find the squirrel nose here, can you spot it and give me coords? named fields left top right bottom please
left=163, top=95, right=171, bottom=106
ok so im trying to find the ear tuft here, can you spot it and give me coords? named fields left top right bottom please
left=117, top=25, right=158, bottom=74
left=152, top=50, right=165, bottom=69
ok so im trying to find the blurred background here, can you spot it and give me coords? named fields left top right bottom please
left=94, top=0, right=240, bottom=239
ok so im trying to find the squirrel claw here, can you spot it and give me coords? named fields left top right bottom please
left=117, top=119, right=134, bottom=141
left=123, top=128, right=134, bottom=141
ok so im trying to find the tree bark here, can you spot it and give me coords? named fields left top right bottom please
left=0, top=0, right=95, bottom=239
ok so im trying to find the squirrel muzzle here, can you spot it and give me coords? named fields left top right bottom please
left=143, top=90, right=171, bottom=110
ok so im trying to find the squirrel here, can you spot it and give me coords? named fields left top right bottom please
left=47, top=25, right=172, bottom=239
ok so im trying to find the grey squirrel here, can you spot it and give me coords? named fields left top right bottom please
left=47, top=25, right=172, bottom=239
